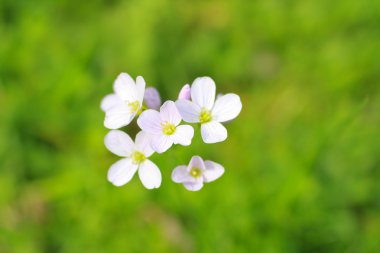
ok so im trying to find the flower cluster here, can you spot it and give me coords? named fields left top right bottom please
left=101, top=73, right=242, bottom=191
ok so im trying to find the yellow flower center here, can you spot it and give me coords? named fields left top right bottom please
left=128, top=101, right=140, bottom=114
left=131, top=151, right=146, bottom=164
left=161, top=121, right=176, bottom=135
left=189, top=167, right=202, bottom=178
left=199, top=109, right=212, bottom=123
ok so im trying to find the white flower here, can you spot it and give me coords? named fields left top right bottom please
left=101, top=73, right=146, bottom=129
left=175, top=77, right=242, bottom=143
left=171, top=156, right=224, bottom=191
left=178, top=84, right=191, bottom=100
left=105, top=130, right=161, bottom=189
left=137, top=100, right=194, bottom=153
left=144, top=87, right=161, bottom=110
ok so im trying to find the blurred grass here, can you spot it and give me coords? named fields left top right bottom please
left=1, top=0, right=380, bottom=252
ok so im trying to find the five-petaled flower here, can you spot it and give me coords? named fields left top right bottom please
left=175, top=77, right=242, bottom=143
left=171, top=156, right=224, bottom=191
left=137, top=101, right=194, bottom=153
left=101, top=73, right=146, bottom=129
left=105, top=130, right=161, bottom=189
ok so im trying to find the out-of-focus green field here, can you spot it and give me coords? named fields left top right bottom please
left=1, top=0, right=380, bottom=252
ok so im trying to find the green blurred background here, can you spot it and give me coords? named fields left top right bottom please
left=1, top=0, right=380, bottom=252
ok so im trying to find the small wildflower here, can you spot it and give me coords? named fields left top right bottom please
left=137, top=101, right=194, bottom=153
left=105, top=130, right=161, bottom=189
left=101, top=73, right=146, bottom=129
left=171, top=156, right=224, bottom=191
left=175, top=77, right=242, bottom=143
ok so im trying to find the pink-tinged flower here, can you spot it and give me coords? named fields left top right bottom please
left=172, top=156, right=224, bottom=191
left=175, top=77, right=242, bottom=143
left=144, top=87, right=161, bottom=110
left=137, top=101, right=194, bottom=154
left=178, top=84, right=191, bottom=100
left=101, top=73, right=146, bottom=129
left=105, top=130, right=161, bottom=189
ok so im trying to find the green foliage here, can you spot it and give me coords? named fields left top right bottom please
left=1, top=0, right=380, bottom=252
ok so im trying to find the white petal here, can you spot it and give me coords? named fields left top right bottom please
left=212, top=93, right=242, bottom=122
left=138, top=160, right=162, bottom=189
left=188, top=156, right=206, bottom=171
left=101, top=94, right=123, bottom=112
left=203, top=161, right=224, bottom=182
left=113, top=73, right=138, bottom=102
left=160, top=101, right=182, bottom=125
left=107, top=158, right=138, bottom=187
left=144, top=87, right=161, bottom=110
left=175, top=100, right=201, bottom=123
left=150, top=134, right=173, bottom=154
left=183, top=182, right=204, bottom=191
left=171, top=165, right=189, bottom=183
left=191, top=77, right=216, bottom=110
left=104, top=104, right=135, bottom=129
left=137, top=110, right=163, bottom=135
left=104, top=130, right=134, bottom=157
left=136, top=76, right=146, bottom=104
left=178, top=84, right=191, bottom=100
left=134, top=131, right=154, bottom=157
left=172, top=125, right=194, bottom=146
left=201, top=121, right=227, bottom=143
